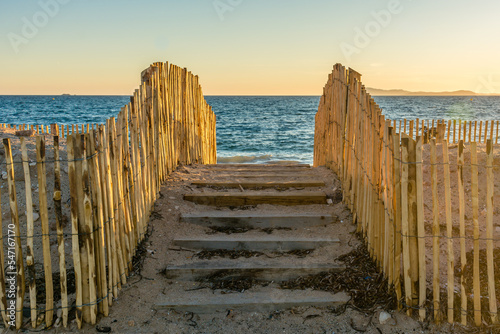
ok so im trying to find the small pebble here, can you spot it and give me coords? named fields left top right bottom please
left=128, top=320, right=135, bottom=327
left=379, top=311, right=395, bottom=325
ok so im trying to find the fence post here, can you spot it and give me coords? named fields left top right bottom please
left=88, top=130, right=109, bottom=317
left=442, top=140, right=454, bottom=323
left=415, top=136, right=426, bottom=321
left=53, top=136, right=69, bottom=327
left=67, top=135, right=83, bottom=328
left=401, top=137, right=413, bottom=315
left=486, top=140, right=498, bottom=324
left=471, top=142, right=481, bottom=326
left=3, top=138, right=26, bottom=329
left=457, top=140, right=467, bottom=325
left=393, top=132, right=402, bottom=309
left=36, top=136, right=55, bottom=327
left=385, top=125, right=395, bottom=287
left=430, top=139, right=440, bottom=323
left=20, top=138, right=37, bottom=328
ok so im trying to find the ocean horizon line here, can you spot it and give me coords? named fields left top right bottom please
left=3, top=94, right=500, bottom=97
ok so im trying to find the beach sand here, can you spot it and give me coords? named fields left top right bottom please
left=0, top=126, right=497, bottom=332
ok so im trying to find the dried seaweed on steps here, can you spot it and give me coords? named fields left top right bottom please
left=260, top=227, right=292, bottom=234
left=206, top=226, right=253, bottom=234
left=280, top=242, right=397, bottom=312
left=197, top=270, right=269, bottom=292
left=194, top=249, right=264, bottom=260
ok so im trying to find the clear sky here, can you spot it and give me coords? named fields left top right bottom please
left=1, top=0, right=500, bottom=95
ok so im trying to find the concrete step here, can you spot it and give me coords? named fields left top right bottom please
left=180, top=212, right=338, bottom=228
left=191, top=180, right=325, bottom=189
left=207, top=174, right=320, bottom=179
left=173, top=236, right=340, bottom=251
left=205, top=164, right=311, bottom=168
left=184, top=191, right=327, bottom=206
left=209, top=169, right=317, bottom=175
left=163, top=261, right=345, bottom=282
left=155, top=290, right=350, bottom=313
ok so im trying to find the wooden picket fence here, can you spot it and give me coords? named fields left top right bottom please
left=314, top=63, right=500, bottom=327
left=391, top=118, right=499, bottom=145
left=0, top=61, right=216, bottom=329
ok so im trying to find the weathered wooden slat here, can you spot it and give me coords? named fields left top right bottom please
left=0, top=151, right=8, bottom=327
left=443, top=141, right=454, bottom=324
left=457, top=140, right=467, bottom=325
left=20, top=138, right=37, bottom=328
left=99, top=126, right=119, bottom=302
left=108, top=119, right=127, bottom=285
left=430, top=139, right=441, bottom=323
left=401, top=137, right=413, bottom=316
left=3, top=138, right=26, bottom=329
left=471, top=142, right=481, bottom=326
left=486, top=140, right=498, bottom=324
left=67, top=135, right=83, bottom=328
left=36, top=136, right=54, bottom=327
left=392, top=132, right=402, bottom=309
left=88, top=131, right=109, bottom=318
left=184, top=191, right=327, bottom=206
left=53, top=136, right=69, bottom=327
left=415, top=136, right=426, bottom=321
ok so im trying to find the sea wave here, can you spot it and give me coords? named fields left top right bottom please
left=217, top=155, right=273, bottom=164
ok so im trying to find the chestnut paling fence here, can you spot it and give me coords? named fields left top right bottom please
left=0, top=62, right=216, bottom=329
left=314, top=63, right=500, bottom=327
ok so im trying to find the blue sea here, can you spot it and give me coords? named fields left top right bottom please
left=1, top=95, right=500, bottom=165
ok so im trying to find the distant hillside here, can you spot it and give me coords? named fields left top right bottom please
left=366, top=87, right=481, bottom=96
